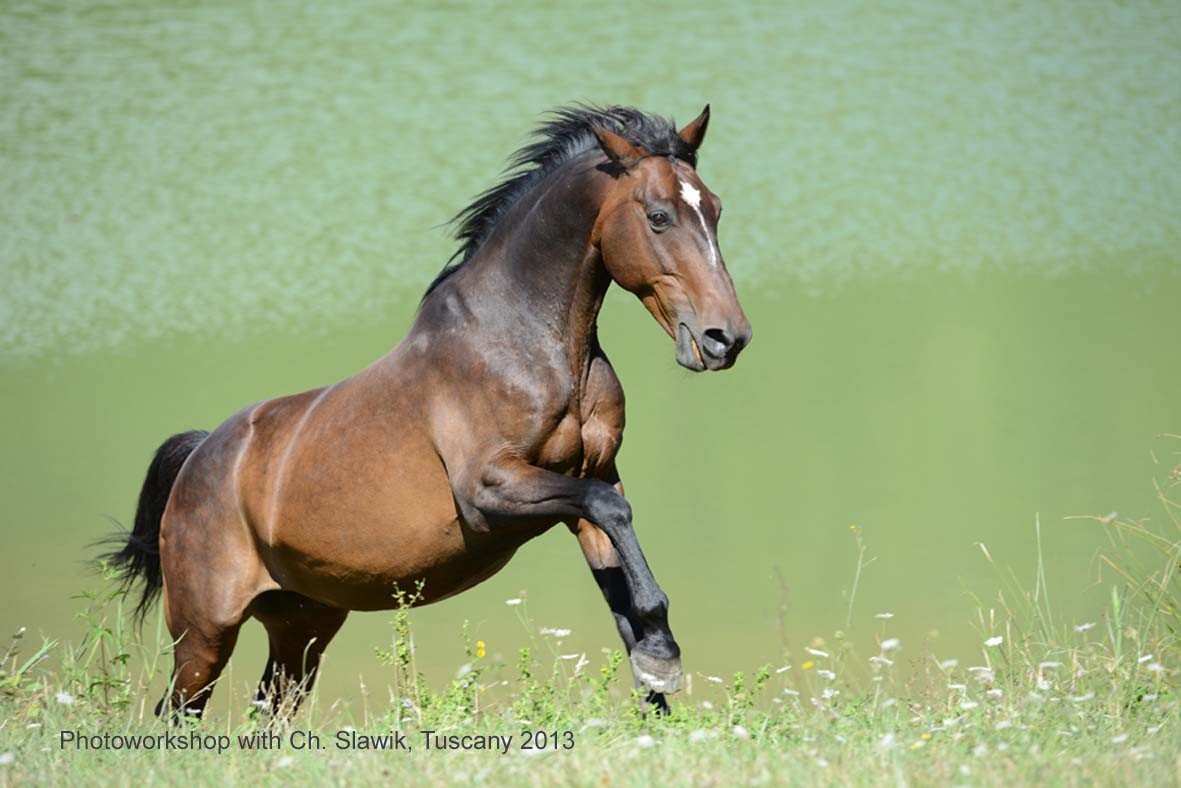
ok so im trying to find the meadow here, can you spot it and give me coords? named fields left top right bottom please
left=1, top=441, right=1177, bottom=786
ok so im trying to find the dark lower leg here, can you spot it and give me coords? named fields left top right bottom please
left=252, top=592, right=347, bottom=714
left=575, top=518, right=680, bottom=705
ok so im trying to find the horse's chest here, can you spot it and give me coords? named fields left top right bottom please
left=535, top=401, right=623, bottom=478
left=536, top=412, right=585, bottom=474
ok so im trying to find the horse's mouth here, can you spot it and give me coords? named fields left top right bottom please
left=675, top=323, right=707, bottom=372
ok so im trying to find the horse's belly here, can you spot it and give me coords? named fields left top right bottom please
left=270, top=509, right=560, bottom=610
left=261, top=442, right=551, bottom=610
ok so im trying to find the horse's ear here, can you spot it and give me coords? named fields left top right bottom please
left=592, top=126, right=647, bottom=168
left=677, top=104, right=710, bottom=152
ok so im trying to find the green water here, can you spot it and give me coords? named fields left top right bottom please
left=2, top=1, right=1178, bottom=708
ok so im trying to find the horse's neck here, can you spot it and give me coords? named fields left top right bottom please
left=453, top=163, right=611, bottom=375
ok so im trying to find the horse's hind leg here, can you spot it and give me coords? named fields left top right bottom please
left=155, top=467, right=270, bottom=720
left=155, top=581, right=251, bottom=720
left=252, top=591, right=348, bottom=714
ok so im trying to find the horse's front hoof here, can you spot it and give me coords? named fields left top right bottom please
left=630, top=649, right=683, bottom=694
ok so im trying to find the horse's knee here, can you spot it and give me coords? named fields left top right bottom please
left=583, top=482, right=631, bottom=531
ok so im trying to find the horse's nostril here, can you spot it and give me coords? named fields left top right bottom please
left=701, top=328, right=734, bottom=358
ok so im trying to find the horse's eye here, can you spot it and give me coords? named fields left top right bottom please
left=647, top=210, right=671, bottom=230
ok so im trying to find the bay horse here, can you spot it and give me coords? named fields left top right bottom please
left=105, top=104, right=752, bottom=717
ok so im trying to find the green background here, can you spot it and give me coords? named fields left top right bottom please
left=2, top=1, right=1178, bottom=710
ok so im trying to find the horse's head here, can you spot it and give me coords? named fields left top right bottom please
left=591, top=106, right=752, bottom=372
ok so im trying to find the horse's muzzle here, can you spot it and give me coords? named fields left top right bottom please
left=676, top=322, right=751, bottom=372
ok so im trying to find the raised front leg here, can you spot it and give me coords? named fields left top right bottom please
left=454, top=459, right=681, bottom=696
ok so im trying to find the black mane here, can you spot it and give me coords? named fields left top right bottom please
left=424, top=105, right=696, bottom=297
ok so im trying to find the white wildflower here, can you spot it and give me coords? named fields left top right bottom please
left=960, top=701, right=979, bottom=710
left=539, top=627, right=571, bottom=638
left=817, top=669, right=836, bottom=680
left=1138, top=654, right=1153, bottom=664
left=0, top=753, right=12, bottom=766
left=869, top=656, right=894, bottom=667
left=985, top=636, right=1003, bottom=647
left=635, top=735, right=657, bottom=748
left=949, top=683, right=967, bottom=691
left=55, top=692, right=75, bottom=706
left=706, top=675, right=723, bottom=684
left=1073, top=622, right=1095, bottom=633
left=939, top=658, right=959, bottom=669
left=732, top=725, right=750, bottom=739
left=986, top=688, right=1003, bottom=698
left=505, top=598, right=523, bottom=606
left=1111, top=734, right=1128, bottom=745
left=775, top=665, right=791, bottom=674
left=276, top=756, right=293, bottom=769
left=995, top=720, right=1013, bottom=730
left=880, top=638, right=901, bottom=652
left=821, top=688, right=840, bottom=699
left=874, top=612, right=895, bottom=619
left=973, top=744, right=988, bottom=757
left=701, top=700, right=713, bottom=710
left=879, top=733, right=897, bottom=750
left=558, top=653, right=580, bottom=660
left=783, top=688, right=800, bottom=697
left=1146, top=662, right=1165, bottom=673
left=806, top=648, right=829, bottom=658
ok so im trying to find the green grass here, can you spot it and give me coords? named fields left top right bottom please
left=1, top=444, right=1179, bottom=787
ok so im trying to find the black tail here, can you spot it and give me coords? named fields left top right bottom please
left=101, top=430, right=208, bottom=623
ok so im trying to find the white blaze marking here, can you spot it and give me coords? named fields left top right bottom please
left=679, top=178, right=718, bottom=267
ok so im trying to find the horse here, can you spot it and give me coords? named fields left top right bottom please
left=104, top=104, right=752, bottom=718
